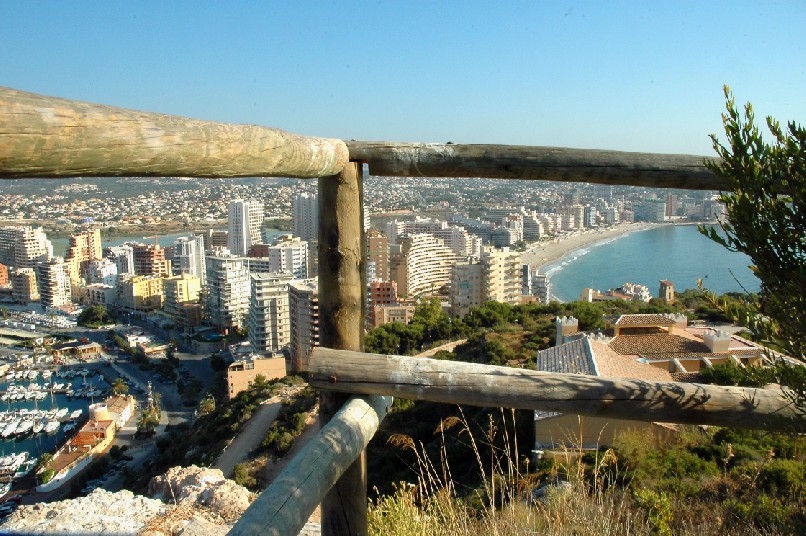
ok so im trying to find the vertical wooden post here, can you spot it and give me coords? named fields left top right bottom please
left=318, top=161, right=367, bottom=535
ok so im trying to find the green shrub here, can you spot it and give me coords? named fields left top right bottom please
left=756, top=459, right=805, bottom=496
left=632, top=488, right=673, bottom=535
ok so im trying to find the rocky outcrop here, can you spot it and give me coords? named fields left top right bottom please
left=148, top=465, right=255, bottom=523
left=0, top=489, right=167, bottom=535
left=2, top=466, right=254, bottom=535
left=2, top=465, right=321, bottom=535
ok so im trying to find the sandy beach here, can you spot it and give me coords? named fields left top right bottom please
left=521, top=222, right=661, bottom=272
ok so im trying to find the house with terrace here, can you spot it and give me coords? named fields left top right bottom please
left=534, top=313, right=773, bottom=449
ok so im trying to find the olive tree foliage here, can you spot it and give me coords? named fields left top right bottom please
left=701, top=86, right=805, bottom=363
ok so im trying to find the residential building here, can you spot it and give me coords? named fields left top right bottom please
left=131, top=243, right=171, bottom=276
left=267, top=235, right=309, bottom=279
left=206, top=254, right=251, bottom=332
left=1, top=226, right=53, bottom=269
left=368, top=280, right=398, bottom=328
left=248, top=273, right=293, bottom=355
left=0, top=263, right=8, bottom=286
left=289, top=278, right=319, bottom=372
left=373, top=304, right=416, bottom=327
left=11, top=268, right=39, bottom=303
left=633, top=199, right=667, bottom=222
left=366, top=229, right=389, bottom=281
left=173, top=235, right=207, bottom=285
left=84, top=259, right=119, bottom=287
left=450, top=247, right=521, bottom=317
left=390, top=234, right=458, bottom=298
left=64, top=229, right=102, bottom=281
left=36, top=258, right=72, bottom=309
left=228, top=199, right=264, bottom=256
left=292, top=193, right=319, bottom=277
left=85, top=284, right=116, bottom=307
left=118, top=274, right=164, bottom=313
left=227, top=355, right=286, bottom=399
left=105, top=245, right=134, bottom=276
left=163, top=273, right=201, bottom=321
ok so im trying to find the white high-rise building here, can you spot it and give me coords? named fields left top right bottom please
left=450, top=247, right=521, bottom=317
left=173, top=235, right=207, bottom=285
left=248, top=273, right=293, bottom=355
left=289, top=278, right=319, bottom=372
left=390, top=234, right=458, bottom=298
left=228, top=199, right=265, bottom=256
left=0, top=226, right=53, bottom=269
left=206, top=254, right=251, bottom=331
left=85, top=259, right=119, bottom=287
left=293, top=193, right=318, bottom=242
left=37, top=257, right=72, bottom=309
left=105, top=245, right=135, bottom=277
left=268, top=235, right=309, bottom=279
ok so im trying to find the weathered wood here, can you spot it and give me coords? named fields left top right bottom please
left=347, top=141, right=726, bottom=191
left=230, top=395, right=392, bottom=536
left=0, top=86, right=348, bottom=179
left=309, top=348, right=805, bottom=433
left=317, top=162, right=368, bottom=535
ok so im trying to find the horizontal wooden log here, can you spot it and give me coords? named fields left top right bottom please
left=230, top=395, right=392, bottom=536
left=309, top=347, right=804, bottom=433
left=0, top=86, right=349, bottom=179
left=347, top=141, right=726, bottom=191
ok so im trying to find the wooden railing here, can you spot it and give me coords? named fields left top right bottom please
left=1, top=87, right=800, bottom=536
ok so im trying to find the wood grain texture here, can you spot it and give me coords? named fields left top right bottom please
left=347, top=141, right=726, bottom=191
left=230, top=395, right=393, bottom=536
left=0, top=86, right=348, bottom=179
left=309, top=348, right=804, bottom=433
left=317, top=162, right=369, bottom=536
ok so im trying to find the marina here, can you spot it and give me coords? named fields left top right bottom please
left=0, top=363, right=110, bottom=490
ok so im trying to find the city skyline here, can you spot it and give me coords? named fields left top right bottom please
left=2, top=2, right=804, bottom=156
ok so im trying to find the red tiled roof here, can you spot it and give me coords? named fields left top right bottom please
left=589, top=340, right=673, bottom=382
left=614, top=314, right=674, bottom=327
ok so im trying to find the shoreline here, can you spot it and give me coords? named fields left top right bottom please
left=521, top=222, right=667, bottom=273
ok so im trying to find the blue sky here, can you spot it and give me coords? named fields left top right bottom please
left=2, top=1, right=804, bottom=155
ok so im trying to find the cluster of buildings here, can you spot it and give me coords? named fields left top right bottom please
left=533, top=312, right=780, bottom=450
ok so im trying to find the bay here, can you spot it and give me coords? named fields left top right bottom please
left=545, top=225, right=760, bottom=302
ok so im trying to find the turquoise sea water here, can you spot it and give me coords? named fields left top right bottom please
left=545, top=225, right=760, bottom=302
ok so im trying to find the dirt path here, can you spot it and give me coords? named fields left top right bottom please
left=213, top=398, right=282, bottom=478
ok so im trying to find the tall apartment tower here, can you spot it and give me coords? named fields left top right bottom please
left=11, top=268, right=39, bottom=303
left=390, top=234, right=458, bottom=298
left=450, top=247, right=521, bottom=317
left=36, top=258, right=72, bottom=309
left=248, top=273, right=293, bottom=355
left=293, top=193, right=319, bottom=277
left=228, top=199, right=265, bottom=256
left=366, top=229, right=389, bottom=282
left=105, top=245, right=135, bottom=277
left=64, top=228, right=102, bottom=280
left=173, top=235, right=207, bottom=285
left=293, top=193, right=318, bottom=242
left=267, top=235, right=309, bottom=278
left=12, top=227, right=53, bottom=269
left=289, top=278, right=319, bottom=372
left=131, top=243, right=171, bottom=276
left=206, top=254, right=251, bottom=332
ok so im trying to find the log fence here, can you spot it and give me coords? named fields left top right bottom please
left=1, top=87, right=801, bottom=535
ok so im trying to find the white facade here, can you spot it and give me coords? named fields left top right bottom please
left=228, top=199, right=264, bottom=256
left=173, top=235, right=207, bottom=285
left=390, top=234, right=458, bottom=298
left=292, top=193, right=318, bottom=243
left=206, top=254, right=251, bottom=331
left=268, top=235, right=308, bottom=279
left=85, top=259, right=119, bottom=287
left=289, top=278, right=319, bottom=372
left=106, top=245, right=134, bottom=276
left=248, top=273, right=293, bottom=354
left=36, top=257, right=72, bottom=308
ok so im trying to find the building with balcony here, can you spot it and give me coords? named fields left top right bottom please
left=206, top=254, right=251, bottom=332
left=173, top=235, right=207, bottom=285
left=390, top=234, right=458, bottom=298
left=36, top=257, right=72, bottom=309
left=289, top=278, right=319, bottom=372
left=228, top=199, right=264, bottom=256
left=248, top=272, right=293, bottom=355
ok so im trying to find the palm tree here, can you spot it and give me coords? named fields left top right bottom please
left=198, top=394, right=216, bottom=415
left=111, top=377, right=128, bottom=396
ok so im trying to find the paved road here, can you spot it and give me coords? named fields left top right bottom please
left=213, top=398, right=282, bottom=478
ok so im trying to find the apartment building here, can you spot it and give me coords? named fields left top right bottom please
left=228, top=199, right=264, bottom=256
left=390, top=234, right=458, bottom=298
left=173, top=235, right=207, bottom=285
left=289, top=278, right=319, bottom=372
left=206, top=254, right=251, bottom=332
left=36, top=258, right=72, bottom=309
left=248, top=273, right=293, bottom=354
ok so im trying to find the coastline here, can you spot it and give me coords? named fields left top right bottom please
left=521, top=222, right=666, bottom=272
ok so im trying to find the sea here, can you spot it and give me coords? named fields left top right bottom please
left=544, top=224, right=760, bottom=302
left=0, top=373, right=110, bottom=463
